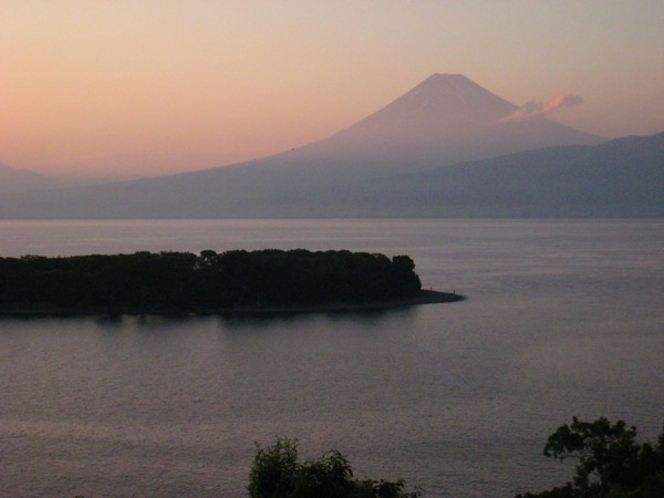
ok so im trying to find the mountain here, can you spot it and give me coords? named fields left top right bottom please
left=0, top=73, right=613, bottom=219
left=299, top=74, right=602, bottom=171
left=0, top=163, right=55, bottom=195
left=258, top=132, right=664, bottom=218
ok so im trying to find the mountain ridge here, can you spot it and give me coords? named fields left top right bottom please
left=2, top=131, right=661, bottom=219
left=4, top=73, right=649, bottom=219
left=0, top=163, right=55, bottom=195
left=273, top=131, right=664, bottom=218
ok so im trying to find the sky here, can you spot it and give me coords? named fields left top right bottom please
left=2, top=1, right=663, bottom=181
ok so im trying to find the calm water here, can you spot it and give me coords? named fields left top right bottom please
left=1, top=219, right=663, bottom=497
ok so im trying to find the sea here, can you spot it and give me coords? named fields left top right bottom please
left=1, top=219, right=663, bottom=498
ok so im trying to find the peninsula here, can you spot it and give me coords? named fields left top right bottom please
left=0, top=250, right=463, bottom=315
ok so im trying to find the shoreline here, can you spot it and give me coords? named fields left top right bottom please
left=0, top=290, right=465, bottom=317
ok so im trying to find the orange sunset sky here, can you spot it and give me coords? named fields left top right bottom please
left=2, top=1, right=663, bottom=181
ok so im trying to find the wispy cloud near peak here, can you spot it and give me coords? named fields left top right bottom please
left=503, top=94, right=584, bottom=121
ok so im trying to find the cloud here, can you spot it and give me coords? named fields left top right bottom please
left=503, top=94, right=584, bottom=121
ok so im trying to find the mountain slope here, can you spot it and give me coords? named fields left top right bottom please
left=0, top=74, right=608, bottom=218
left=303, top=74, right=601, bottom=168
left=0, top=163, right=55, bottom=195
left=2, top=132, right=660, bottom=219
left=263, top=132, right=664, bottom=218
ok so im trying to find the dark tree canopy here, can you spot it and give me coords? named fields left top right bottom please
left=0, top=249, right=425, bottom=313
left=517, top=417, right=664, bottom=498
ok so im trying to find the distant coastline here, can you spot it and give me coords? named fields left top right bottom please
left=0, top=290, right=464, bottom=317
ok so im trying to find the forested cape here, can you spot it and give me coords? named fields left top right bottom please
left=0, top=249, right=432, bottom=313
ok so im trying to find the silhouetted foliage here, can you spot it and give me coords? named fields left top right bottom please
left=516, top=417, right=664, bottom=498
left=0, top=249, right=423, bottom=312
left=247, top=437, right=422, bottom=498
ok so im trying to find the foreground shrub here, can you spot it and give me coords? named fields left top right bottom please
left=247, top=437, right=421, bottom=498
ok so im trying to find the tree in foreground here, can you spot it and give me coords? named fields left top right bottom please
left=247, top=437, right=422, bottom=498
left=517, top=417, right=664, bottom=498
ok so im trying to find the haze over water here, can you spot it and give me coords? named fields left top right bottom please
left=1, top=219, right=663, bottom=497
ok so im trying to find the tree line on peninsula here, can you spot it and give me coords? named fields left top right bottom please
left=0, top=249, right=424, bottom=312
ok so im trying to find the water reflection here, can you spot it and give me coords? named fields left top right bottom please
left=93, top=313, right=125, bottom=329
left=217, top=305, right=418, bottom=330
left=0, top=305, right=420, bottom=336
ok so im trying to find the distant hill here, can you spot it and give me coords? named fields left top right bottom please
left=0, top=163, right=54, bottom=195
left=261, top=132, right=664, bottom=218
left=0, top=74, right=633, bottom=219
left=2, top=132, right=661, bottom=219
